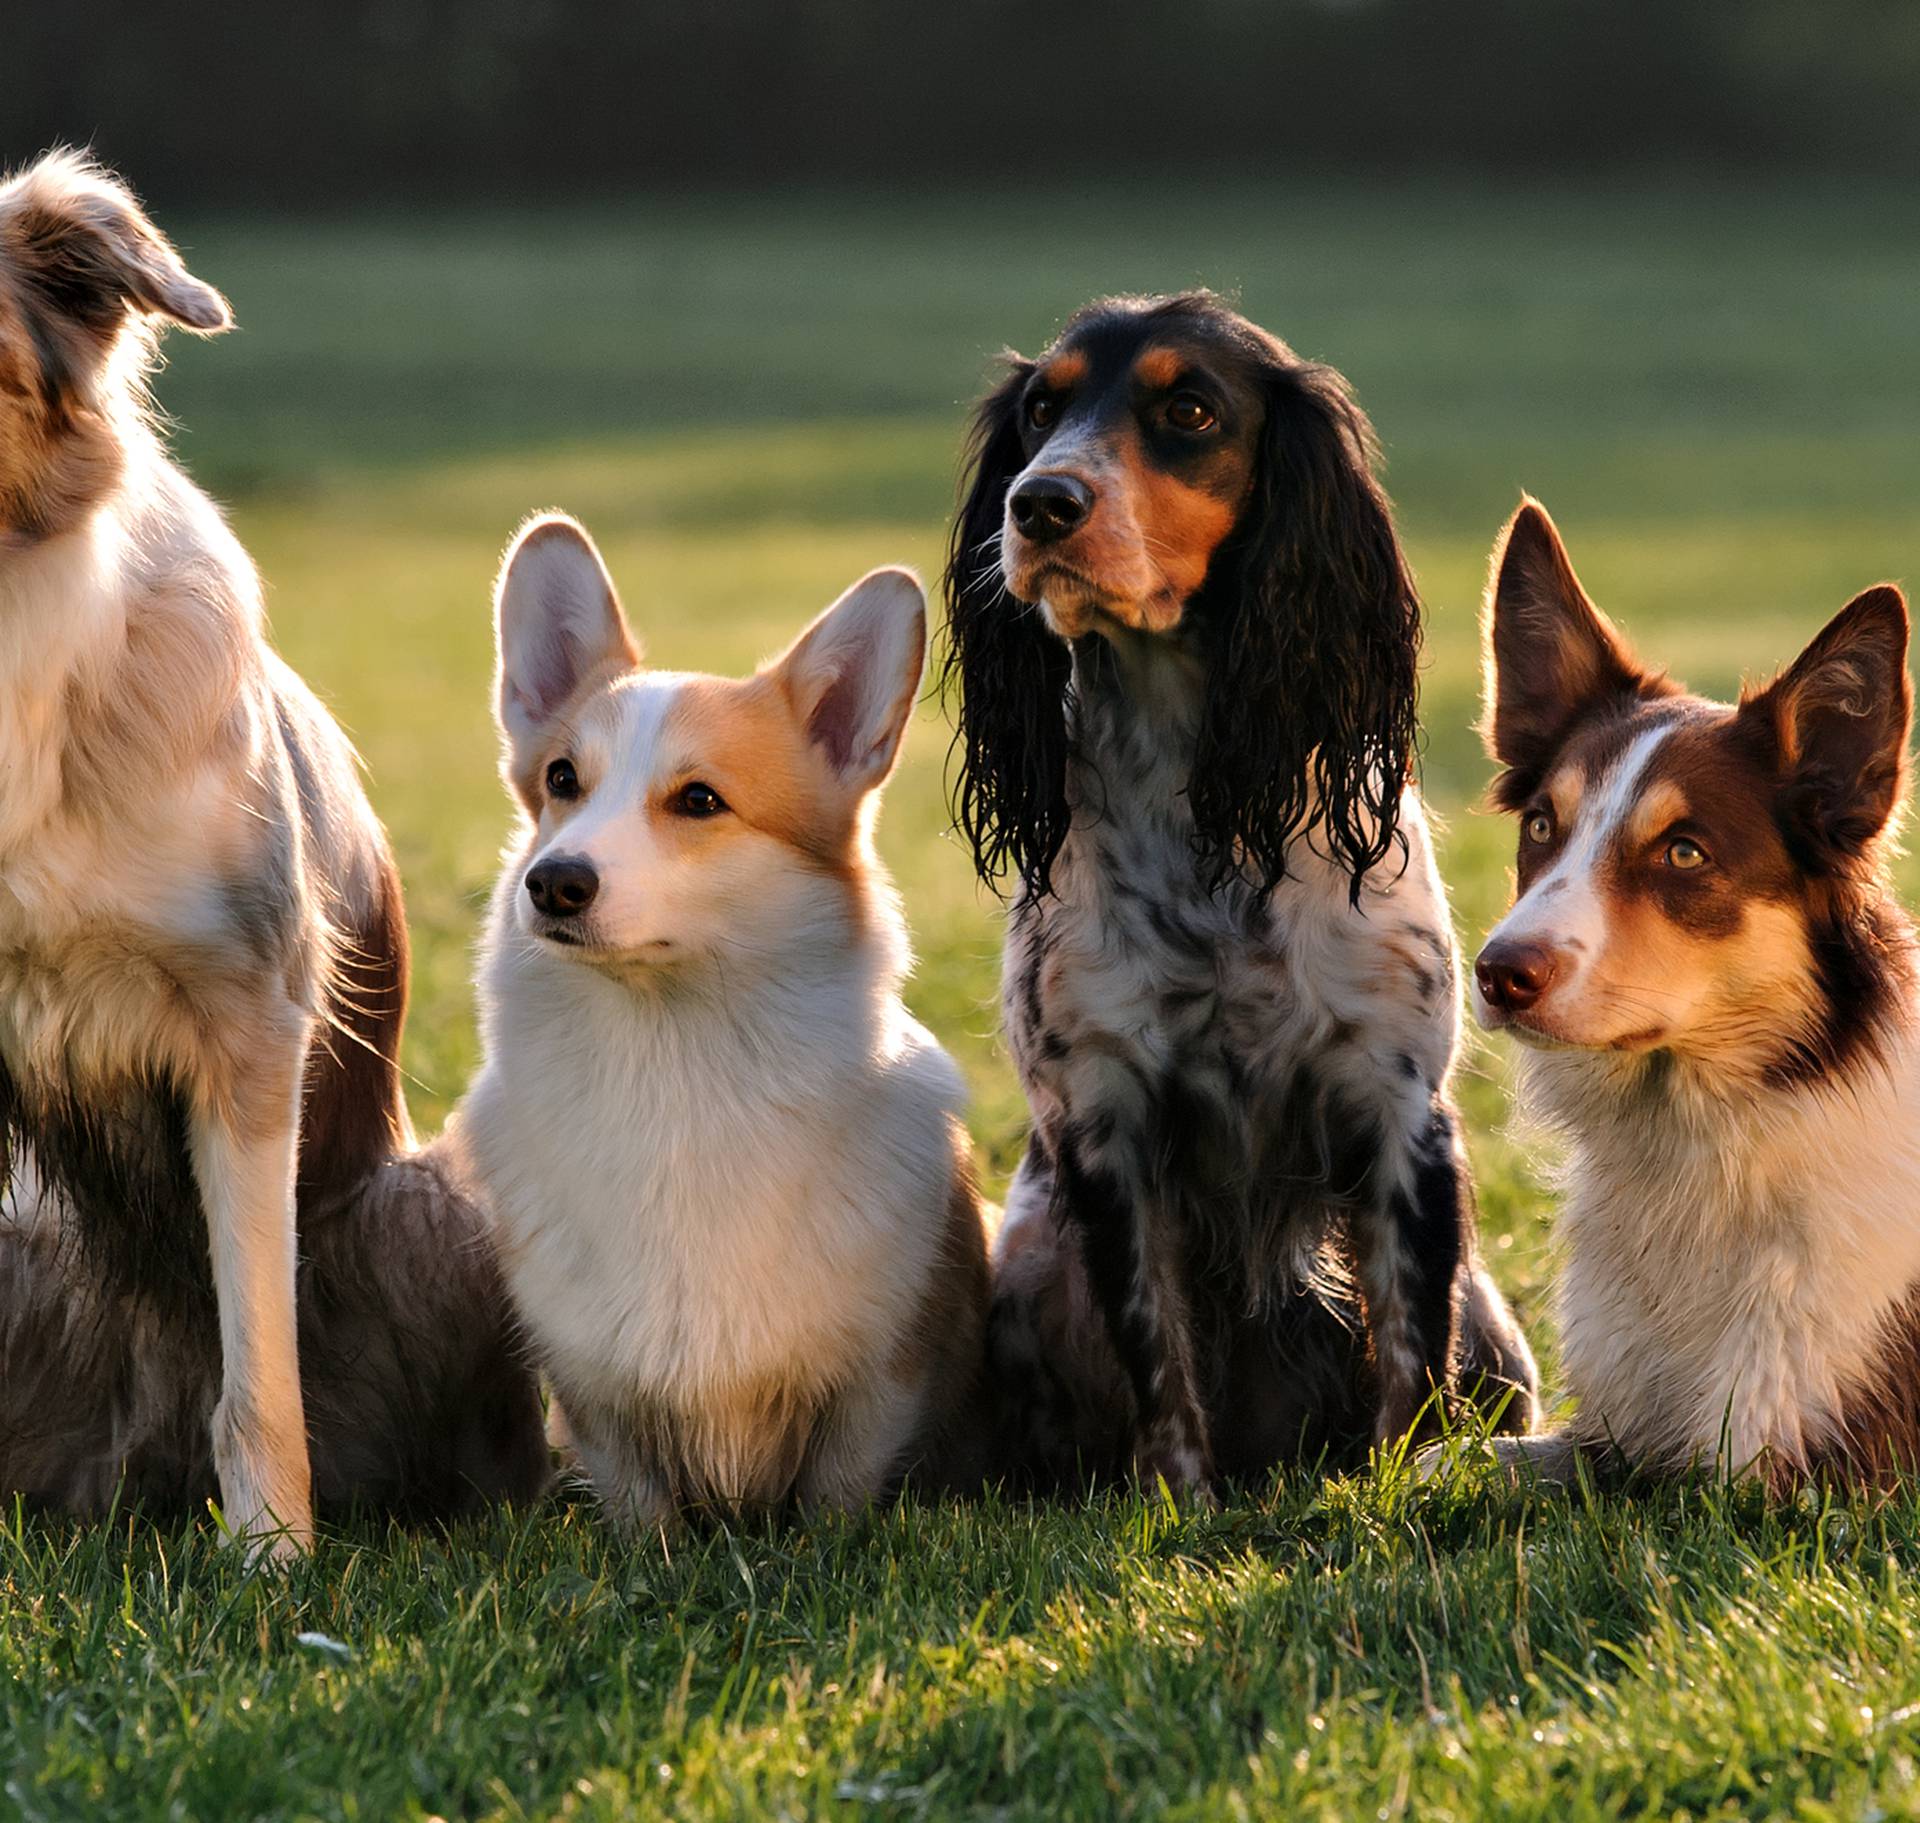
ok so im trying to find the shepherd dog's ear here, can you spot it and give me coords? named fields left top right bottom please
left=1480, top=499, right=1658, bottom=811
left=1740, top=584, right=1911, bottom=870
left=939, top=355, right=1074, bottom=897
left=0, top=149, right=230, bottom=336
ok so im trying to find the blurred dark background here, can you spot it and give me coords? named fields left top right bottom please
left=8, top=0, right=1919, bottom=203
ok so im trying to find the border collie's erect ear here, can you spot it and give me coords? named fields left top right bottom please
left=1741, top=584, right=1912, bottom=868
left=0, top=149, right=230, bottom=335
left=940, top=354, right=1074, bottom=896
left=1481, top=499, right=1655, bottom=811
left=777, top=566, right=927, bottom=794
left=1190, top=349, right=1421, bottom=897
left=493, top=514, right=639, bottom=748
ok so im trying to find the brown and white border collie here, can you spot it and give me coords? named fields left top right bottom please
left=1473, top=497, right=1919, bottom=1490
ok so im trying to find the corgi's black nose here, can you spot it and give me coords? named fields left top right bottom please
left=526, top=856, right=599, bottom=917
left=1008, top=474, right=1092, bottom=545
left=1474, top=939, right=1557, bottom=1014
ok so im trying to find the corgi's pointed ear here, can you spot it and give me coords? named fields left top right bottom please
left=1481, top=498, right=1653, bottom=808
left=1, top=149, right=230, bottom=334
left=1741, top=584, right=1911, bottom=867
left=493, top=515, right=638, bottom=744
left=777, top=567, right=927, bottom=792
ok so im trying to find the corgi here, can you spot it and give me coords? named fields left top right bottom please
left=1471, top=497, right=1920, bottom=1490
left=0, top=150, right=547, bottom=1552
left=459, top=516, right=992, bottom=1527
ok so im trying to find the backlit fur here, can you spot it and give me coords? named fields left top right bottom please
left=0, top=151, right=547, bottom=1548
left=1475, top=498, right=1920, bottom=1488
left=462, top=518, right=992, bottom=1528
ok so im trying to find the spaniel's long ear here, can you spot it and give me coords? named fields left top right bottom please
left=1190, top=355, right=1420, bottom=899
left=939, top=356, right=1073, bottom=897
left=1480, top=499, right=1656, bottom=811
left=0, top=149, right=230, bottom=337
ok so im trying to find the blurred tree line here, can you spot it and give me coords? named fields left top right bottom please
left=5, top=0, right=1916, bottom=204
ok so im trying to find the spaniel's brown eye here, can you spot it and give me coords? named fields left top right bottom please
left=545, top=757, right=580, bottom=800
left=1523, top=811, right=1554, bottom=845
left=675, top=781, right=728, bottom=819
left=1026, top=394, right=1058, bottom=431
left=1166, top=395, right=1216, bottom=433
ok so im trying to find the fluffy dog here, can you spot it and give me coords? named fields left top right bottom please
left=0, top=151, right=546, bottom=1551
left=943, top=291, right=1537, bottom=1492
left=1476, top=499, right=1920, bottom=1489
left=461, top=517, right=990, bottom=1527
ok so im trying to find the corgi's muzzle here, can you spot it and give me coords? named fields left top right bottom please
left=524, top=853, right=599, bottom=946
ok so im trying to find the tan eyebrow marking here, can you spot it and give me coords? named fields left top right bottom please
left=1627, top=779, right=1690, bottom=846
left=1037, top=350, right=1089, bottom=389
left=1544, top=762, right=1586, bottom=822
left=1133, top=347, right=1185, bottom=390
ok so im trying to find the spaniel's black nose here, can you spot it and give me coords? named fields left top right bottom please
left=526, top=856, right=599, bottom=917
left=1008, top=474, right=1093, bottom=545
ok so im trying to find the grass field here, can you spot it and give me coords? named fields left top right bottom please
left=6, top=181, right=1920, bottom=1819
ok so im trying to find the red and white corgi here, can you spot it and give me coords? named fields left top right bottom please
left=1472, top=498, right=1920, bottom=1490
left=458, top=516, right=992, bottom=1527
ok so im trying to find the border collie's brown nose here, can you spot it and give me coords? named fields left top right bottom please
left=1008, top=474, right=1092, bottom=545
left=526, top=856, right=599, bottom=917
left=1475, top=939, right=1557, bottom=1014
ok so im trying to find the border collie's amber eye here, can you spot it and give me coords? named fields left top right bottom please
left=1666, top=837, right=1708, bottom=870
left=1027, top=394, right=1058, bottom=431
left=545, top=758, right=580, bottom=800
left=675, top=781, right=728, bottom=819
left=1166, top=394, right=1216, bottom=433
left=1523, top=811, right=1554, bottom=845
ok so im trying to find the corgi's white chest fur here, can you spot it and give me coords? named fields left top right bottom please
left=1534, top=1038, right=1920, bottom=1472
left=466, top=885, right=965, bottom=1415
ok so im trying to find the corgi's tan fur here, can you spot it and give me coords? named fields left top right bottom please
left=0, top=151, right=546, bottom=1552
left=461, top=517, right=991, bottom=1526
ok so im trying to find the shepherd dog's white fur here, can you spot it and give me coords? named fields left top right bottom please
left=461, top=518, right=991, bottom=1527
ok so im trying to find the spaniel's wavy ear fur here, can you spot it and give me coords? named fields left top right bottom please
left=1192, top=350, right=1421, bottom=899
left=940, top=355, right=1074, bottom=897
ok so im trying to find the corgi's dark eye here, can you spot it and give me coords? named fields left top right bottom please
left=1166, top=394, right=1216, bottom=433
left=545, top=758, right=580, bottom=800
left=1523, top=811, right=1554, bottom=845
left=1026, top=393, right=1058, bottom=431
left=675, top=781, right=728, bottom=819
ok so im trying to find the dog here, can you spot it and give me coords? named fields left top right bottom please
left=941, top=291, right=1538, bottom=1493
left=459, top=516, right=992, bottom=1527
left=1474, top=498, right=1920, bottom=1490
left=0, top=151, right=547, bottom=1552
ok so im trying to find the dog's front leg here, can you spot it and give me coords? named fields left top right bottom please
left=1055, top=1136, right=1212, bottom=1495
left=189, top=1039, right=313, bottom=1558
left=1360, top=1099, right=1467, bottom=1448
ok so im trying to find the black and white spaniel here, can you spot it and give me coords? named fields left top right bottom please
left=943, top=291, right=1538, bottom=1492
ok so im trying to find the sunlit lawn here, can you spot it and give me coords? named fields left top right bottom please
left=5, top=182, right=1919, bottom=1819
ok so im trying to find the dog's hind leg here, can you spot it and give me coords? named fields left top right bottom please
left=189, top=1037, right=313, bottom=1558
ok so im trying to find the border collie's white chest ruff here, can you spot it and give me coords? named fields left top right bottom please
left=1475, top=498, right=1920, bottom=1487
left=461, top=519, right=989, bottom=1524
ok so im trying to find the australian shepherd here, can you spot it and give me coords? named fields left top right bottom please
left=0, top=151, right=546, bottom=1553
left=461, top=517, right=991, bottom=1527
left=1475, top=497, right=1919, bottom=1490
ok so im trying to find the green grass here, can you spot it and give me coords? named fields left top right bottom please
left=6, top=181, right=1920, bottom=1818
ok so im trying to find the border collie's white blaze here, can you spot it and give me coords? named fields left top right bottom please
left=462, top=518, right=992, bottom=1526
left=1474, top=497, right=1920, bottom=1488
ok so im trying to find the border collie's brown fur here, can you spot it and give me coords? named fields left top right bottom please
left=1474, top=499, right=1920, bottom=1490
left=0, top=151, right=546, bottom=1550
